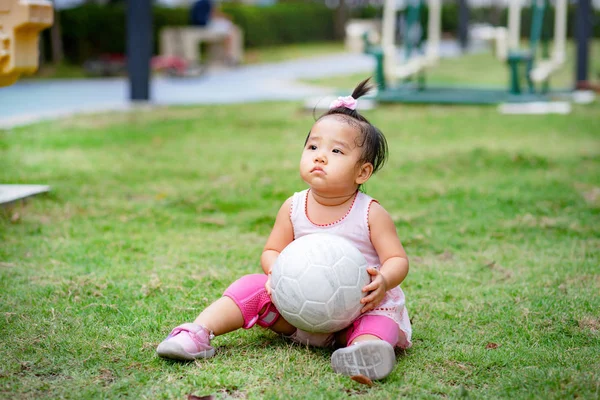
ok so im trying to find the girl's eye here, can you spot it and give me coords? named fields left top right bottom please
left=332, top=149, right=343, bottom=154
left=308, top=145, right=317, bottom=150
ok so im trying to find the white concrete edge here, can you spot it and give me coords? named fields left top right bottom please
left=0, top=184, right=51, bottom=205
left=498, top=101, right=572, bottom=115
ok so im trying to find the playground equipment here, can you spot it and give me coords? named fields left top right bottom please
left=0, top=0, right=53, bottom=87
left=381, top=0, right=441, bottom=86
left=0, top=0, right=52, bottom=206
left=365, top=0, right=570, bottom=104
left=505, top=0, right=568, bottom=94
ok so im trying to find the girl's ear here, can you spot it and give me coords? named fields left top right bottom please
left=355, top=162, right=374, bottom=185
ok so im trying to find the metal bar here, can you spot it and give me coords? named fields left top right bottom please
left=127, top=0, right=153, bottom=101
left=458, top=0, right=469, bottom=50
left=575, top=0, right=591, bottom=88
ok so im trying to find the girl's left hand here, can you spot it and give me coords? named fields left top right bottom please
left=360, top=267, right=388, bottom=313
left=265, top=272, right=273, bottom=298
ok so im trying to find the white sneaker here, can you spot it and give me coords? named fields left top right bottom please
left=331, top=341, right=396, bottom=380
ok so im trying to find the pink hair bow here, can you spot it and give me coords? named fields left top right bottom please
left=329, top=95, right=357, bottom=110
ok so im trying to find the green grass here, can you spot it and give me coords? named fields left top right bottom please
left=1, top=99, right=599, bottom=399
left=25, top=61, right=89, bottom=80
left=244, top=41, right=345, bottom=65
left=306, top=40, right=600, bottom=90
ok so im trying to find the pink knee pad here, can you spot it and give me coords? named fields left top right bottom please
left=223, top=274, right=280, bottom=329
left=346, top=315, right=399, bottom=347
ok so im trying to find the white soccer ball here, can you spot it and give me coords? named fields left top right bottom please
left=271, top=233, right=370, bottom=333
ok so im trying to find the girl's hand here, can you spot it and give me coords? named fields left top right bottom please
left=360, top=267, right=388, bottom=313
left=265, top=272, right=272, bottom=297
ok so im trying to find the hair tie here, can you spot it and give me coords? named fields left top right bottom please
left=329, top=95, right=357, bottom=110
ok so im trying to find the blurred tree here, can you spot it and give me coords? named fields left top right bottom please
left=489, top=0, right=502, bottom=26
left=50, top=0, right=64, bottom=63
left=333, top=0, right=349, bottom=40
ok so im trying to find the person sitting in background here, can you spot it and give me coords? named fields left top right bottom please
left=189, top=0, right=243, bottom=66
left=190, top=0, right=212, bottom=27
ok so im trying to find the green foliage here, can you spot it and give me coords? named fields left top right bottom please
left=54, top=3, right=336, bottom=63
left=58, top=3, right=126, bottom=63
left=222, top=3, right=335, bottom=48
left=490, top=6, right=600, bottom=40
left=421, top=5, right=600, bottom=40
left=52, top=2, right=600, bottom=64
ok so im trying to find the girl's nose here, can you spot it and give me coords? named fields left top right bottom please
left=314, top=152, right=326, bottom=163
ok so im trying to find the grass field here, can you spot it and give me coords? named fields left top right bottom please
left=244, top=41, right=345, bottom=65
left=1, top=94, right=599, bottom=397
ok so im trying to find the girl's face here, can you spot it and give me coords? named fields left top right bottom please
left=300, top=116, right=373, bottom=197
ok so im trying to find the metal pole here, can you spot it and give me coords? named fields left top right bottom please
left=458, top=0, right=469, bottom=51
left=575, top=0, right=591, bottom=89
left=127, top=0, right=152, bottom=101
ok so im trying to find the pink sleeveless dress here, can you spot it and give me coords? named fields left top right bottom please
left=289, top=189, right=412, bottom=349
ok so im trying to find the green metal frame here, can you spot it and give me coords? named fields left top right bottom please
left=403, top=0, right=425, bottom=60
left=364, top=0, right=559, bottom=104
left=363, top=0, right=426, bottom=92
left=506, top=0, right=550, bottom=95
left=363, top=32, right=386, bottom=90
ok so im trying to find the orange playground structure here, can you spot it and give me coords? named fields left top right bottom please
left=0, top=0, right=53, bottom=87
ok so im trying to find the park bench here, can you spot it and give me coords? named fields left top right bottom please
left=160, top=25, right=242, bottom=67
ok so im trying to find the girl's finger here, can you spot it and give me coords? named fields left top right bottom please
left=362, top=282, right=381, bottom=293
left=361, top=293, right=373, bottom=304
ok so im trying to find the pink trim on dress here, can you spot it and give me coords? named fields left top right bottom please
left=365, top=199, right=379, bottom=235
left=304, top=189, right=358, bottom=227
left=288, top=195, right=296, bottom=239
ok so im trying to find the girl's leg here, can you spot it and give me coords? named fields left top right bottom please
left=158, top=273, right=293, bottom=361
left=331, top=315, right=398, bottom=381
left=345, top=315, right=399, bottom=346
left=268, top=314, right=297, bottom=336
left=193, top=296, right=244, bottom=336
left=334, top=331, right=380, bottom=346
left=193, top=295, right=296, bottom=336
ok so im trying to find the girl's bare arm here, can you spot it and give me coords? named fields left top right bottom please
left=360, top=202, right=409, bottom=312
left=261, top=197, right=294, bottom=275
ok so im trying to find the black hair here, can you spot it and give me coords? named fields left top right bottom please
left=306, top=77, right=388, bottom=175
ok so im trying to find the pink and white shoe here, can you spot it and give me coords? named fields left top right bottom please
left=156, top=323, right=215, bottom=361
left=331, top=341, right=396, bottom=380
